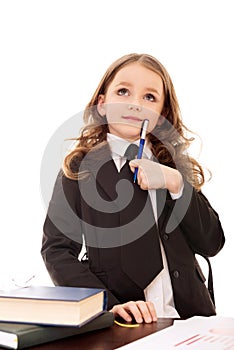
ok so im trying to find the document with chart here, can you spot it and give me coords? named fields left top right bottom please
left=117, top=316, right=234, bottom=350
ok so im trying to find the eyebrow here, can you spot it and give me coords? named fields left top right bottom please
left=115, top=82, right=161, bottom=97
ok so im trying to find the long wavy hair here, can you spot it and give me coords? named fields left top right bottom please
left=63, top=53, right=206, bottom=190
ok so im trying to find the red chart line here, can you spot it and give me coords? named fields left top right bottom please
left=174, top=334, right=201, bottom=347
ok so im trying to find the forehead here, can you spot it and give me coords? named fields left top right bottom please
left=110, top=62, right=164, bottom=90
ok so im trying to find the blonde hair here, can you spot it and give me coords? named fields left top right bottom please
left=63, top=53, right=205, bottom=190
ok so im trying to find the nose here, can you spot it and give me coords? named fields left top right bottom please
left=128, top=104, right=142, bottom=112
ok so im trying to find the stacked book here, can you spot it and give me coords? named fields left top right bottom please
left=0, top=286, right=114, bottom=349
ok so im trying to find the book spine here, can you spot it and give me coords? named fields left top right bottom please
left=103, top=290, right=108, bottom=311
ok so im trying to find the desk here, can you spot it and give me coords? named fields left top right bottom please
left=25, top=318, right=174, bottom=350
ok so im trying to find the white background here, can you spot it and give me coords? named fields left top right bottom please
left=0, top=0, right=233, bottom=315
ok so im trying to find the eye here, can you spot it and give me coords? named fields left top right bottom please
left=117, top=88, right=129, bottom=96
left=144, top=93, right=156, bottom=102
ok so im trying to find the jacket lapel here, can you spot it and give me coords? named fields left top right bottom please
left=80, top=142, right=120, bottom=203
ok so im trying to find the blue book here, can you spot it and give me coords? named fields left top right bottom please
left=0, top=286, right=107, bottom=327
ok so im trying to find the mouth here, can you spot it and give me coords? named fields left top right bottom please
left=122, top=116, right=142, bottom=122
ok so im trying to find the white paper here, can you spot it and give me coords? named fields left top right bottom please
left=117, top=316, right=234, bottom=350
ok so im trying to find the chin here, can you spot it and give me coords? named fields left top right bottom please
left=110, top=123, right=141, bottom=141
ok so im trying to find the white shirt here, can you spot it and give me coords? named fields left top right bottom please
left=107, top=133, right=180, bottom=318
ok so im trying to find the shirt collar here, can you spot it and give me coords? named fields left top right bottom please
left=107, top=133, right=152, bottom=159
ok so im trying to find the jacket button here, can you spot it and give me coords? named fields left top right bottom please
left=163, top=234, right=169, bottom=241
left=173, top=270, right=180, bottom=278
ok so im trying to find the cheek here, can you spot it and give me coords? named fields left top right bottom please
left=105, top=103, right=126, bottom=121
left=144, top=111, right=160, bottom=133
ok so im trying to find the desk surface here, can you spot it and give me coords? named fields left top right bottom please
left=25, top=318, right=174, bottom=350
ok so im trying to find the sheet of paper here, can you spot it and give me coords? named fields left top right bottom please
left=116, top=316, right=234, bottom=350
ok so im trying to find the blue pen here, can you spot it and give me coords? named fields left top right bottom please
left=133, top=119, right=149, bottom=183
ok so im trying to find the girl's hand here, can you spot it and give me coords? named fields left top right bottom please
left=129, top=159, right=183, bottom=194
left=110, top=300, right=157, bottom=324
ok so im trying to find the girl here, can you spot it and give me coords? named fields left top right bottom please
left=41, top=53, right=225, bottom=323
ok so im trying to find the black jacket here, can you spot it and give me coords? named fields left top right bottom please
left=41, top=143, right=225, bottom=318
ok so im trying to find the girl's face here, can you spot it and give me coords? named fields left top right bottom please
left=97, top=62, right=165, bottom=141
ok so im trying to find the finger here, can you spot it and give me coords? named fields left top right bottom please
left=129, top=164, right=137, bottom=173
left=145, top=301, right=157, bottom=322
left=125, top=301, right=144, bottom=323
left=135, top=301, right=154, bottom=323
left=129, top=160, right=140, bottom=167
left=137, top=170, right=149, bottom=190
left=110, top=305, right=132, bottom=322
left=139, top=167, right=151, bottom=188
left=129, top=160, right=138, bottom=173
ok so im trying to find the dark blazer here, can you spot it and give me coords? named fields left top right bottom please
left=41, top=142, right=225, bottom=319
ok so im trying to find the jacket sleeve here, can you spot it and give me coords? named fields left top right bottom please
left=165, top=180, right=225, bottom=257
left=41, top=171, right=120, bottom=308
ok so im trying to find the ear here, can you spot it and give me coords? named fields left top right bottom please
left=97, top=94, right=106, bottom=116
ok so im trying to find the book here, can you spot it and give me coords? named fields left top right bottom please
left=0, top=311, right=114, bottom=349
left=0, top=286, right=107, bottom=326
